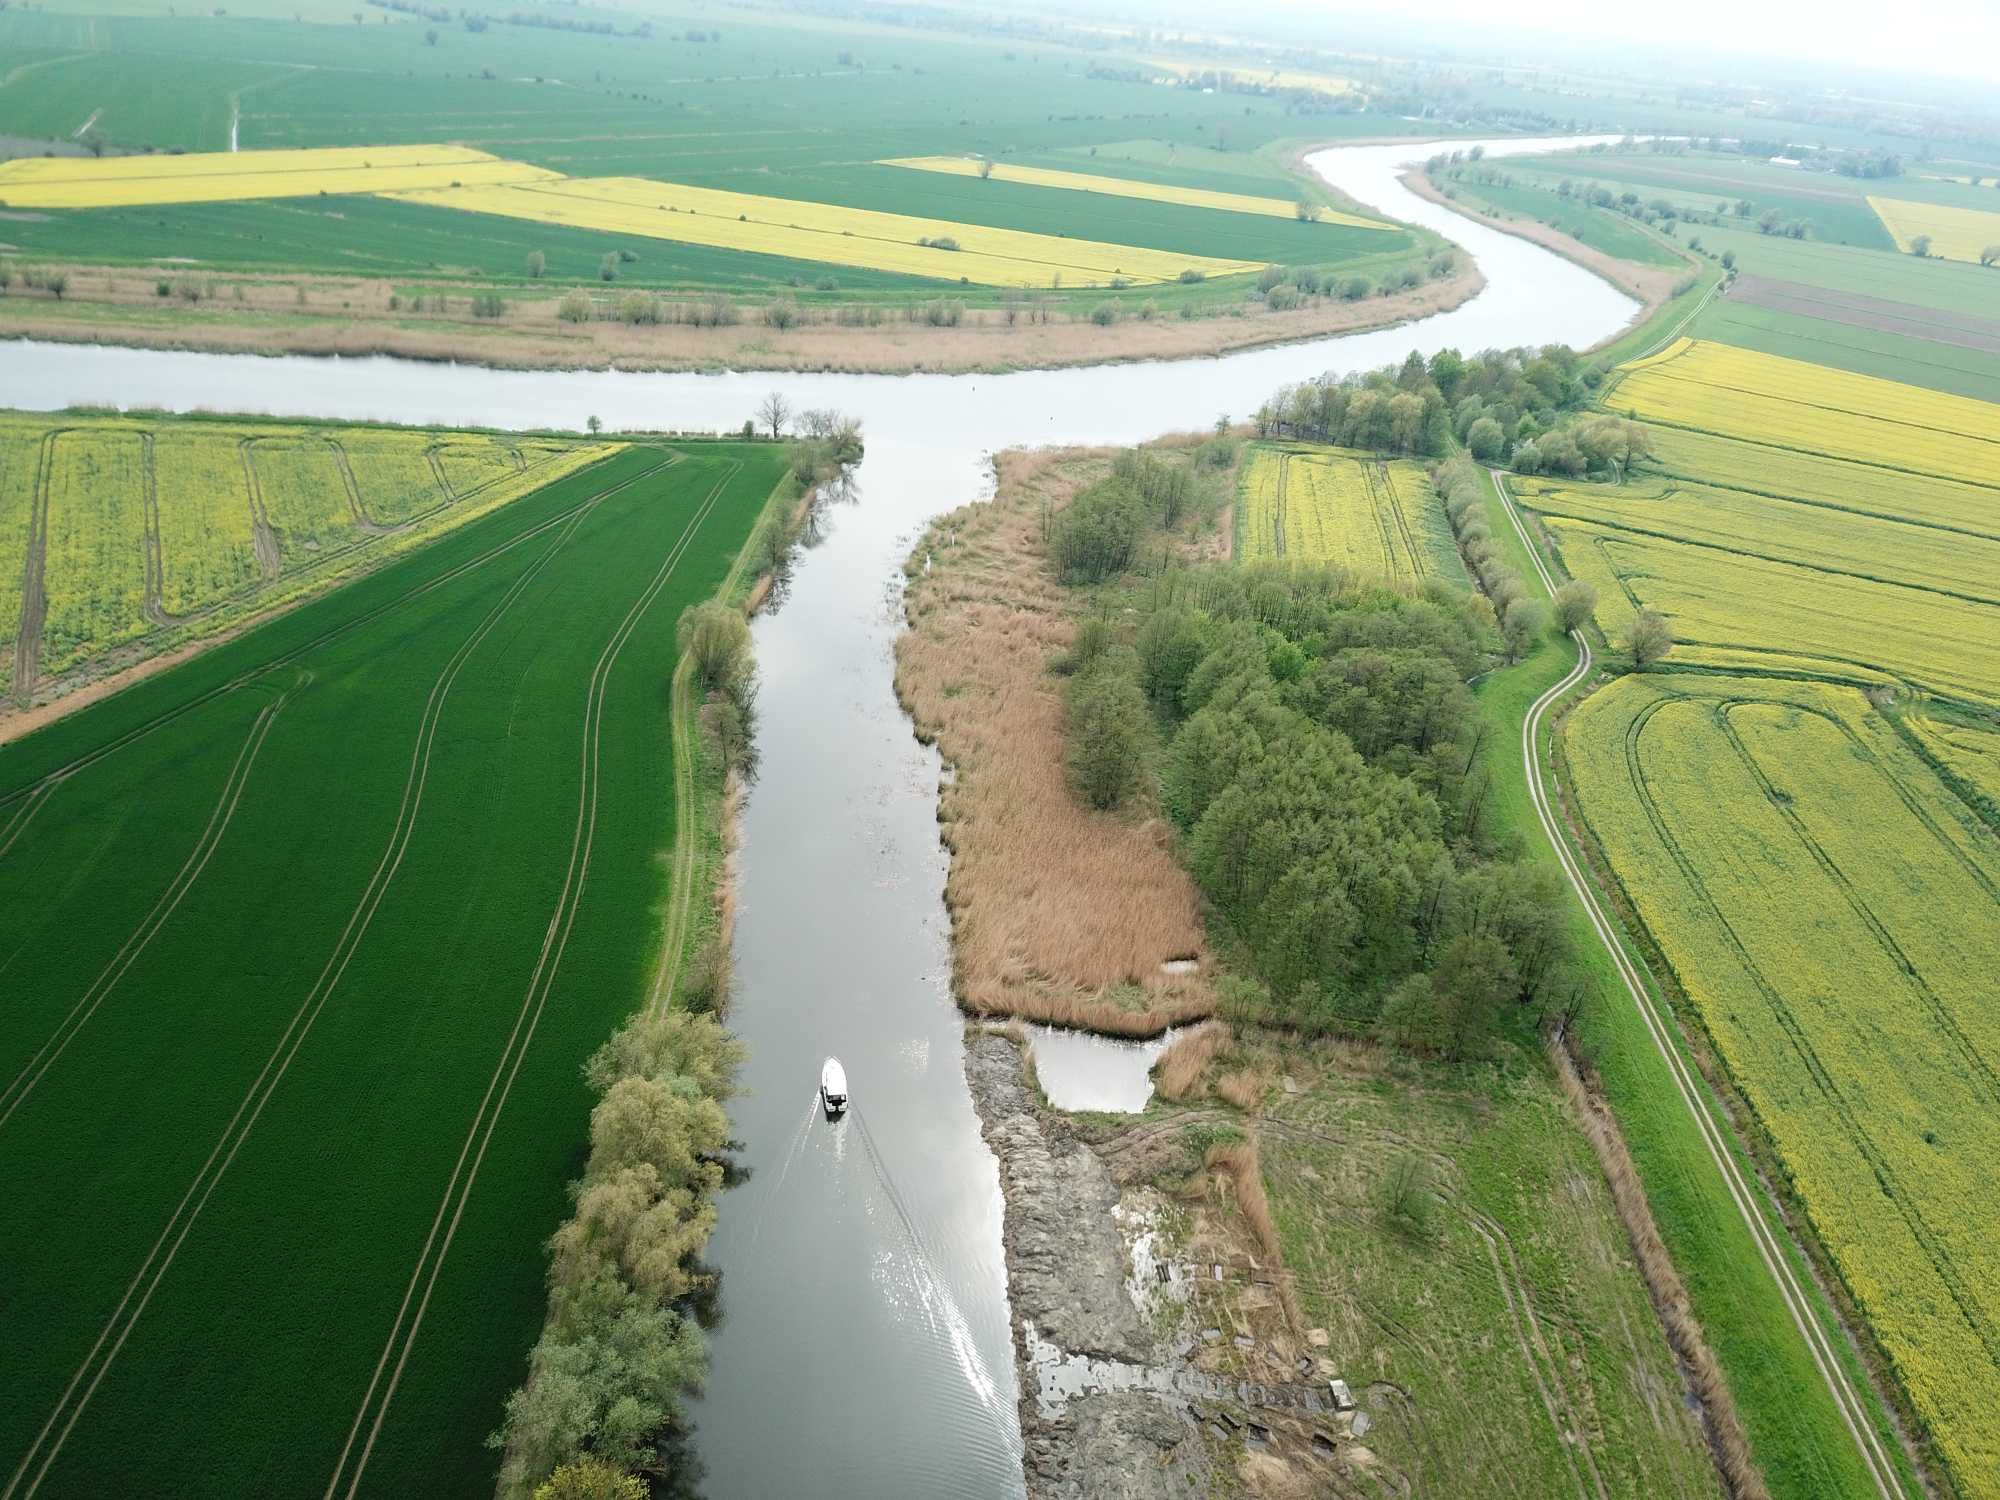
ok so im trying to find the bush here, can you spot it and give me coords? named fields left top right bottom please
left=615, top=292, right=659, bottom=325
left=557, top=291, right=593, bottom=324
left=1049, top=476, right=1147, bottom=583
left=525, top=250, right=546, bottom=278
left=1064, top=655, right=1149, bottom=811
left=762, top=298, right=798, bottom=329
left=598, top=252, right=620, bottom=282
left=471, top=292, right=506, bottom=319
left=1266, top=284, right=1301, bottom=312
left=1178, top=267, right=1207, bottom=284
left=678, top=600, right=751, bottom=691
left=534, top=1461, right=647, bottom=1500
left=1337, top=275, right=1370, bottom=301
left=1089, top=301, right=1118, bottom=326
left=1256, top=265, right=1286, bottom=293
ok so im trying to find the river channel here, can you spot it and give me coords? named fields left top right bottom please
left=0, top=135, right=1639, bottom=1498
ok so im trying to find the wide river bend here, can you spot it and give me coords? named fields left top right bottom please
left=0, top=136, right=1637, bottom=1498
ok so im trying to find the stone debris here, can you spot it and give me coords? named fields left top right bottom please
left=1330, top=1378, right=1356, bottom=1412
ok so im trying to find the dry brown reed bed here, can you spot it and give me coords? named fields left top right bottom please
left=1153, top=1021, right=1232, bottom=1101
left=895, top=448, right=1219, bottom=1038
left=1553, top=1039, right=1769, bottom=1500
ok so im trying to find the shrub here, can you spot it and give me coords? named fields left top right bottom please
left=557, top=291, right=593, bottom=324
left=1049, top=477, right=1147, bottom=583
left=762, top=298, right=798, bottom=329
left=1178, top=267, right=1206, bottom=284
left=1089, top=301, right=1118, bottom=326
left=471, top=292, right=506, bottom=319
left=1337, top=275, right=1370, bottom=301
left=616, top=292, right=660, bottom=325
left=525, top=249, right=546, bottom=278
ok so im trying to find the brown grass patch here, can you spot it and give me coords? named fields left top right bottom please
left=1552, top=1039, right=1769, bottom=1500
left=1215, top=1067, right=1272, bottom=1114
left=1153, top=1020, right=1231, bottom=1101
left=894, top=448, right=1218, bottom=1036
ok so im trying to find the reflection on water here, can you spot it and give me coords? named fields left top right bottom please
left=1029, top=1026, right=1176, bottom=1114
left=0, top=133, right=1641, bottom=1500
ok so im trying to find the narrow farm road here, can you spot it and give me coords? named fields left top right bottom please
left=1495, top=471, right=1909, bottom=1500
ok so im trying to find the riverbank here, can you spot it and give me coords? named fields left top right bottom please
left=1400, top=169, right=1687, bottom=339
left=0, top=260, right=1484, bottom=376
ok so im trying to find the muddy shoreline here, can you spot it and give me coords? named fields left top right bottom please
left=963, top=1030, right=1347, bottom=1499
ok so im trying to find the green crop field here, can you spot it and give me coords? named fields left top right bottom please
left=0, top=6, right=1433, bottom=298
left=0, top=438, right=787, bottom=1498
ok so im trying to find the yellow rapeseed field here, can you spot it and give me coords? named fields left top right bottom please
left=1609, top=338, right=2000, bottom=485
left=0, top=411, right=614, bottom=697
left=1866, top=195, right=2000, bottom=264
left=391, top=176, right=1262, bottom=287
left=1240, top=444, right=1461, bottom=581
left=0, top=145, right=558, bottom=209
left=1563, top=673, right=2000, bottom=1494
left=1142, top=57, right=1355, bottom=97
left=877, top=156, right=1390, bottom=229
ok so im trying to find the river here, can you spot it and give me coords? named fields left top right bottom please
left=0, top=135, right=1639, bottom=1498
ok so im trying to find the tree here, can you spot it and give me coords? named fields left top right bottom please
left=525, top=249, right=546, bottom=278
left=1626, top=608, right=1673, bottom=670
left=586, top=414, right=602, bottom=435
left=1434, top=931, right=1515, bottom=1059
left=598, top=252, right=619, bottom=282
left=1552, top=579, right=1597, bottom=633
left=678, top=600, right=751, bottom=691
left=1720, top=249, right=1736, bottom=271
left=1982, top=244, right=2000, bottom=267
left=1465, top=416, right=1505, bottom=462
left=1294, top=198, right=1314, bottom=221
left=977, top=156, right=994, bottom=180
left=535, top=1462, right=646, bottom=1500
left=1064, top=662, right=1149, bottom=811
left=423, top=25, right=437, bottom=43
left=1909, top=234, right=1932, bottom=258
left=1501, top=596, right=1549, bottom=661
left=757, top=391, right=790, bottom=439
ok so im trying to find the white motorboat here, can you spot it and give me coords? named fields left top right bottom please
left=820, top=1056, right=848, bottom=1116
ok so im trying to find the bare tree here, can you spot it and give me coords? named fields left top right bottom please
left=756, top=391, right=791, bottom=440
left=1627, top=608, right=1673, bottom=670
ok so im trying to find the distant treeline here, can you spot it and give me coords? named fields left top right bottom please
left=366, top=0, right=658, bottom=37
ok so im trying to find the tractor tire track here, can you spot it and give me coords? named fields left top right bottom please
left=0, top=685, right=293, bottom=1134
left=325, top=462, right=739, bottom=1499
left=0, top=493, right=601, bottom=1500
left=322, top=439, right=395, bottom=536
left=11, top=431, right=61, bottom=704
left=1493, top=470, right=1913, bottom=1500
left=236, top=439, right=282, bottom=579
left=138, top=434, right=178, bottom=627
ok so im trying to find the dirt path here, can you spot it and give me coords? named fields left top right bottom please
left=325, top=455, right=729, bottom=1500
left=322, top=439, right=396, bottom=536
left=1, top=472, right=628, bottom=1500
left=1495, top=470, right=1912, bottom=1500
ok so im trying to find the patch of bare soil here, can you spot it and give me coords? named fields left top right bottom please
left=894, top=449, right=1216, bottom=1036
left=1402, top=170, right=1686, bottom=336
left=1728, top=273, right=2000, bottom=353
left=0, top=260, right=1484, bottom=377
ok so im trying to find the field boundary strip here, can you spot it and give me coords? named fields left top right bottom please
left=1493, top=470, right=1913, bottom=1500
left=324, top=458, right=738, bottom=1499
left=0, top=461, right=675, bottom=1500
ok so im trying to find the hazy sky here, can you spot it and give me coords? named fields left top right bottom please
left=1266, top=0, right=2000, bottom=82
